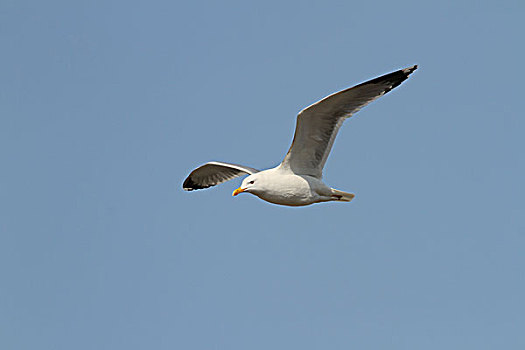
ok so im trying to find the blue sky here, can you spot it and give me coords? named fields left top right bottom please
left=1, top=0, right=524, bottom=349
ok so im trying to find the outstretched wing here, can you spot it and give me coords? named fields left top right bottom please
left=183, top=161, right=260, bottom=191
left=279, top=65, right=418, bottom=178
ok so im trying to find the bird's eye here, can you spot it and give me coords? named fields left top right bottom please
left=248, top=180, right=255, bottom=185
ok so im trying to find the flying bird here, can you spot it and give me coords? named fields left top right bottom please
left=183, top=65, right=418, bottom=206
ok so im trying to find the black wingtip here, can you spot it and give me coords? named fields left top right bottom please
left=356, top=64, right=418, bottom=92
left=404, top=64, right=418, bottom=75
left=358, top=64, right=418, bottom=96
left=182, top=175, right=213, bottom=191
left=182, top=177, right=196, bottom=191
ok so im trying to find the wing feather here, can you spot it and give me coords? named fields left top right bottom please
left=182, top=161, right=259, bottom=191
left=279, top=65, right=418, bottom=178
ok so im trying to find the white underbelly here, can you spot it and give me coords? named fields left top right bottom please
left=253, top=174, right=330, bottom=206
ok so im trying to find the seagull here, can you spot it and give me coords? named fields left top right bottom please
left=183, top=65, right=417, bottom=206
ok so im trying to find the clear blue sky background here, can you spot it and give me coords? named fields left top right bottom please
left=1, top=0, right=524, bottom=349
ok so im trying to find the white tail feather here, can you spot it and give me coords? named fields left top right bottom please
left=331, top=189, right=355, bottom=202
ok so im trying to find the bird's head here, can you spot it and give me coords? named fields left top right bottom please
left=232, top=174, right=260, bottom=196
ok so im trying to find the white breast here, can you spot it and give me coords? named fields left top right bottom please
left=252, top=170, right=332, bottom=206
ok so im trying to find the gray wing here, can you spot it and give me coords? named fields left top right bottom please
left=183, top=161, right=260, bottom=191
left=279, top=65, right=418, bottom=178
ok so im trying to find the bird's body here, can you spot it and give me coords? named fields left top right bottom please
left=237, top=168, right=341, bottom=206
left=183, top=65, right=417, bottom=206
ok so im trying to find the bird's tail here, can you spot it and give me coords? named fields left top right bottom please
left=331, top=189, right=355, bottom=202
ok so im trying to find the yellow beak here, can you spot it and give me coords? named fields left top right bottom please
left=232, top=187, right=246, bottom=196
